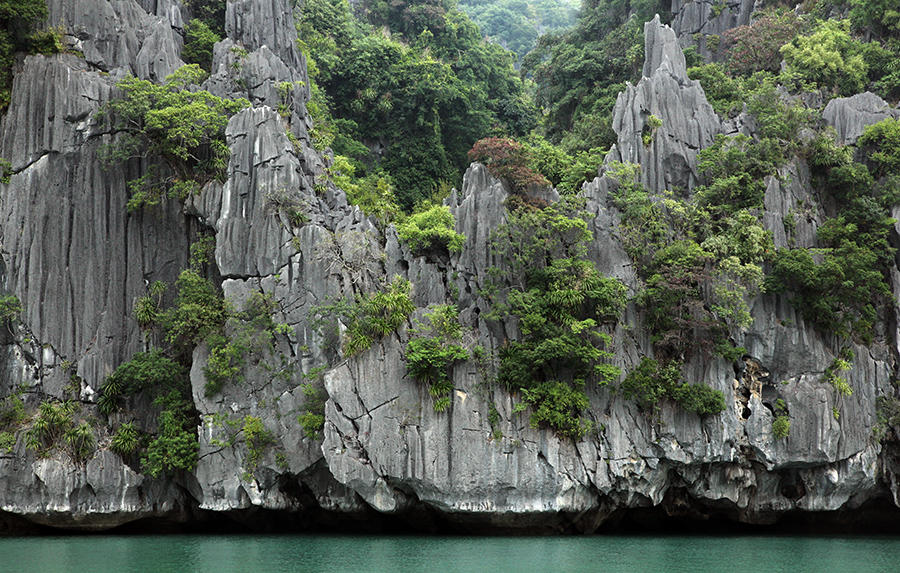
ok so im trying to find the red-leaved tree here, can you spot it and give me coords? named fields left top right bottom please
left=468, top=137, right=549, bottom=193
left=723, top=10, right=800, bottom=75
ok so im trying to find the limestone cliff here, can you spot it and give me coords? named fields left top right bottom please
left=670, top=0, right=758, bottom=60
left=1, top=1, right=899, bottom=534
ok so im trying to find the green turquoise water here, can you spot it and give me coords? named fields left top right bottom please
left=2, top=534, right=899, bottom=572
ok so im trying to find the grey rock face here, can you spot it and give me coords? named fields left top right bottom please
left=609, top=16, right=721, bottom=193
left=670, top=0, right=758, bottom=59
left=0, top=450, right=190, bottom=530
left=823, top=92, right=899, bottom=145
left=0, top=4, right=195, bottom=524
left=47, top=0, right=184, bottom=78
left=226, top=0, right=305, bottom=73
left=137, top=0, right=186, bottom=30
left=762, top=160, right=821, bottom=250
left=191, top=107, right=303, bottom=278
left=322, top=337, right=598, bottom=518
left=0, top=54, right=191, bottom=392
left=448, top=164, right=508, bottom=287
left=643, top=14, right=688, bottom=79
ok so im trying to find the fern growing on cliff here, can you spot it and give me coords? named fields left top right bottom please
left=311, top=276, right=415, bottom=357
left=405, top=305, right=469, bottom=412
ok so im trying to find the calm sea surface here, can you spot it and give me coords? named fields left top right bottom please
left=2, top=534, right=899, bottom=572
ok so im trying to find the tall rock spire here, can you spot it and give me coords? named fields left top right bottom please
left=607, top=15, right=721, bottom=193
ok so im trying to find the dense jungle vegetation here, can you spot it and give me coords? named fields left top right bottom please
left=458, top=0, right=579, bottom=63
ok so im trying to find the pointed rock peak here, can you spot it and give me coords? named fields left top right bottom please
left=642, top=14, right=687, bottom=81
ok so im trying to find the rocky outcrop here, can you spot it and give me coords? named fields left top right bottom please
left=0, top=51, right=192, bottom=393
left=670, top=0, right=758, bottom=59
left=823, top=92, right=900, bottom=145
left=0, top=450, right=190, bottom=530
left=1, top=3, right=900, bottom=534
left=47, top=0, right=185, bottom=80
left=608, top=15, right=721, bottom=193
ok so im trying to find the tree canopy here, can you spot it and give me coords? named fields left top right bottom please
left=298, top=0, right=534, bottom=210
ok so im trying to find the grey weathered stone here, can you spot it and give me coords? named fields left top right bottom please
left=137, top=0, right=186, bottom=30
left=322, top=336, right=598, bottom=517
left=133, top=16, right=184, bottom=82
left=609, top=16, right=721, bottom=193
left=0, top=54, right=192, bottom=391
left=226, top=0, right=305, bottom=73
left=762, top=160, right=821, bottom=250
left=823, top=92, right=899, bottom=145
left=47, top=0, right=184, bottom=78
left=643, top=14, right=688, bottom=79
left=670, top=0, right=758, bottom=59
left=190, top=107, right=304, bottom=278
left=448, top=164, right=508, bottom=286
left=0, top=448, right=189, bottom=530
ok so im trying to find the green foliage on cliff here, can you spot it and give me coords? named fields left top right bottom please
left=0, top=294, right=21, bottom=325
left=0, top=0, right=54, bottom=112
left=523, top=0, right=669, bottom=152
left=327, top=155, right=401, bottom=223
left=298, top=381, right=327, bottom=440
left=875, top=395, right=900, bottom=442
left=781, top=19, right=868, bottom=96
left=101, top=65, right=249, bottom=211
left=312, top=276, right=415, bottom=357
left=63, top=422, right=96, bottom=463
left=202, top=334, right=247, bottom=395
left=858, top=117, right=900, bottom=178
left=142, top=399, right=198, bottom=477
left=110, top=422, right=143, bottom=457
left=488, top=201, right=626, bottom=438
left=26, top=401, right=72, bottom=453
left=396, top=206, right=465, bottom=255
left=620, top=357, right=725, bottom=417
left=772, top=399, right=790, bottom=439
left=636, top=240, right=717, bottom=359
left=0, top=430, right=14, bottom=453
left=129, top=245, right=292, bottom=398
left=162, top=269, right=228, bottom=348
left=768, top=243, right=888, bottom=341
left=182, top=20, right=220, bottom=71
left=96, top=350, right=196, bottom=475
left=768, top=126, right=897, bottom=343
left=98, top=350, right=187, bottom=415
left=184, top=0, right=226, bottom=36
left=609, top=161, right=768, bottom=363
left=241, top=415, right=274, bottom=480
left=406, top=305, right=469, bottom=412
left=203, top=291, right=292, bottom=396
left=0, top=392, right=24, bottom=430
left=695, top=134, right=779, bottom=215
left=26, top=401, right=96, bottom=463
left=686, top=63, right=745, bottom=116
